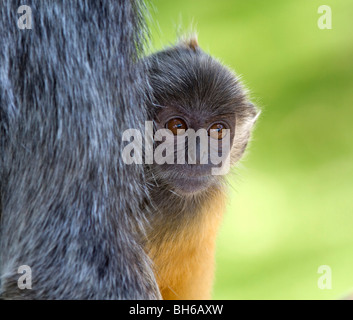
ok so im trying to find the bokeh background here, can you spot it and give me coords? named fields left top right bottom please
left=148, top=0, right=353, bottom=299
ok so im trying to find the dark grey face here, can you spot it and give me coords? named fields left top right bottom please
left=146, top=42, right=258, bottom=195
left=152, top=104, right=236, bottom=194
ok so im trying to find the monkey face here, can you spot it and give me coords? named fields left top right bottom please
left=146, top=42, right=259, bottom=196
left=149, top=105, right=235, bottom=194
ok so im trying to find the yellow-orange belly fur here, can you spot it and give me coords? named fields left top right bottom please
left=147, top=191, right=226, bottom=300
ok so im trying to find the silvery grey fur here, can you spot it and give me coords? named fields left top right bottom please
left=0, top=0, right=160, bottom=299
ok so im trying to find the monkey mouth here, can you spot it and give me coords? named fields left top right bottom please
left=172, top=175, right=212, bottom=195
left=158, top=164, right=218, bottom=195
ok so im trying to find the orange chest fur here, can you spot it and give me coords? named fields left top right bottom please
left=147, top=192, right=226, bottom=300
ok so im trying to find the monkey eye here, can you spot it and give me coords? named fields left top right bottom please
left=208, top=123, right=228, bottom=140
left=166, top=118, right=188, bottom=135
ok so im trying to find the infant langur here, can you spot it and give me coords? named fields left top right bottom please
left=143, top=37, right=259, bottom=300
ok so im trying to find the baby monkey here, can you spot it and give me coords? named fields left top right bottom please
left=143, top=37, right=259, bottom=300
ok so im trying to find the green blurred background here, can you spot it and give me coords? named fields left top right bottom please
left=148, top=0, right=353, bottom=299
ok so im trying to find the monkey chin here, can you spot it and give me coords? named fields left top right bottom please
left=171, top=175, right=216, bottom=196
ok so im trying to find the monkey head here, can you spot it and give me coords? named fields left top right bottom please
left=145, top=37, right=259, bottom=197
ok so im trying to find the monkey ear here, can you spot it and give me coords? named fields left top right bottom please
left=252, top=104, right=261, bottom=123
left=179, top=34, right=199, bottom=52
left=247, top=103, right=261, bottom=126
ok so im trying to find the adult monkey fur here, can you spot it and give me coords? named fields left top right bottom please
left=0, top=1, right=258, bottom=300
left=0, top=1, right=160, bottom=299
left=144, top=38, right=259, bottom=300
